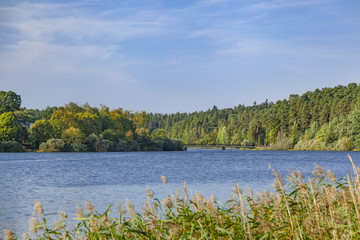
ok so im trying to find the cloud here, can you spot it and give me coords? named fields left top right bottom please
left=0, top=2, right=168, bottom=86
left=1, top=2, right=170, bottom=45
left=0, top=40, right=135, bottom=89
left=0, top=1, right=148, bottom=108
left=246, top=0, right=328, bottom=11
left=218, top=39, right=272, bottom=55
left=196, top=0, right=230, bottom=7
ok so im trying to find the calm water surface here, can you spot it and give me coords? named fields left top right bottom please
left=0, top=149, right=359, bottom=235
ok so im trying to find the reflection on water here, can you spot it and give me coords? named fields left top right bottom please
left=0, top=150, right=358, bottom=234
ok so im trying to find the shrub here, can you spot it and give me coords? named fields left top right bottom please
left=71, top=143, right=87, bottom=152
left=38, top=138, right=65, bottom=152
left=85, top=134, right=99, bottom=152
left=113, top=139, right=140, bottom=152
left=61, top=127, right=84, bottom=144
left=270, top=137, right=291, bottom=150
left=95, top=138, right=113, bottom=152
left=337, top=137, right=354, bottom=151
left=102, top=129, right=124, bottom=142
left=0, top=141, right=24, bottom=152
left=294, top=139, right=327, bottom=151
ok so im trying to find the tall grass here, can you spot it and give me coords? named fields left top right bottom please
left=4, top=155, right=360, bottom=239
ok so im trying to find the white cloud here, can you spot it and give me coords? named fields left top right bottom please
left=218, top=39, right=271, bottom=55
left=0, top=1, right=169, bottom=104
left=196, top=0, right=230, bottom=7
left=1, top=2, right=169, bottom=45
left=0, top=40, right=135, bottom=88
left=246, top=0, right=329, bottom=11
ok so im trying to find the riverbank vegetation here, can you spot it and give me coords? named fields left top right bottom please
left=0, top=91, right=184, bottom=152
left=4, top=155, right=360, bottom=239
left=147, top=83, right=360, bottom=151
left=2, top=83, right=360, bottom=152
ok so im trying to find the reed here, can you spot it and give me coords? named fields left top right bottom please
left=4, top=155, right=360, bottom=239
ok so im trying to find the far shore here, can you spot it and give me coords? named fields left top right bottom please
left=186, top=145, right=256, bottom=150
left=185, top=145, right=360, bottom=151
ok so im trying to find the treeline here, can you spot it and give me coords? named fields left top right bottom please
left=0, top=91, right=185, bottom=152
left=146, top=83, right=360, bottom=151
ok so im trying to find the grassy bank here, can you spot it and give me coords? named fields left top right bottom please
left=4, top=155, right=360, bottom=239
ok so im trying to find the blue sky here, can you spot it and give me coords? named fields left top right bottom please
left=0, top=0, right=359, bottom=113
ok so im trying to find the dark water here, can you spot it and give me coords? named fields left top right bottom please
left=0, top=149, right=359, bottom=235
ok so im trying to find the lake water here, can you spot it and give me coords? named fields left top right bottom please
left=1, top=149, right=359, bottom=235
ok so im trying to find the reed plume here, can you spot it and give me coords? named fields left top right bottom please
left=3, top=229, right=15, bottom=240
left=160, top=175, right=167, bottom=184
left=32, top=200, right=43, bottom=217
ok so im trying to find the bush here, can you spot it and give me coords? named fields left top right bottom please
left=173, top=139, right=186, bottom=151
left=337, top=137, right=354, bottom=151
left=71, top=143, right=87, bottom=152
left=0, top=141, right=24, bottom=152
left=270, top=138, right=291, bottom=150
left=102, top=129, right=124, bottom=142
left=39, top=138, right=66, bottom=152
left=85, top=134, right=98, bottom=152
left=152, top=137, right=186, bottom=151
left=95, top=138, right=113, bottom=152
left=294, top=139, right=327, bottom=151
left=61, top=127, right=84, bottom=144
left=113, top=139, right=140, bottom=152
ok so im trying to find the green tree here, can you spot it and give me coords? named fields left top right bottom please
left=152, top=129, right=166, bottom=138
left=39, top=138, right=67, bottom=152
left=217, top=125, right=230, bottom=145
left=102, top=129, right=125, bottom=142
left=76, top=112, right=101, bottom=136
left=289, top=122, right=301, bottom=147
left=110, top=111, right=135, bottom=135
left=349, top=100, right=360, bottom=148
left=315, top=124, right=337, bottom=144
left=0, top=91, right=21, bottom=114
left=132, top=111, right=148, bottom=128
left=62, top=127, right=84, bottom=144
left=29, top=120, right=54, bottom=148
left=49, top=110, right=77, bottom=138
left=0, top=112, right=18, bottom=141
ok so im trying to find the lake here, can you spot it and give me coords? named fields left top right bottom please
left=0, top=149, right=359, bottom=235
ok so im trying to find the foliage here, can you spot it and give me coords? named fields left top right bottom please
left=61, top=127, right=84, bottom=144
left=39, top=139, right=69, bottom=152
left=3, top=83, right=360, bottom=152
left=29, top=120, right=54, bottom=148
left=71, top=142, right=88, bottom=152
left=0, top=91, right=21, bottom=114
left=147, top=83, right=360, bottom=150
left=0, top=92, right=184, bottom=152
left=269, top=137, right=291, bottom=150
left=294, top=139, right=327, bottom=151
left=0, top=112, right=18, bottom=141
left=0, top=111, right=28, bottom=142
left=0, top=141, right=24, bottom=152
left=75, top=112, right=101, bottom=136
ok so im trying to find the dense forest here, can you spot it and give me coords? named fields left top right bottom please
left=146, top=83, right=360, bottom=151
left=0, top=91, right=184, bottom=152
left=1, top=83, right=360, bottom=152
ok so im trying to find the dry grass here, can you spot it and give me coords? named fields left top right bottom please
left=4, top=155, right=360, bottom=239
